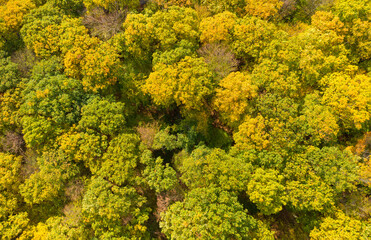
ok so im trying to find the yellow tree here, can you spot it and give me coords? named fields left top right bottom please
left=143, top=56, right=213, bottom=112
left=232, top=16, right=278, bottom=60
left=320, top=73, right=371, bottom=130
left=64, top=39, right=120, bottom=92
left=122, top=13, right=154, bottom=61
left=200, top=11, right=237, bottom=44
left=244, top=0, right=283, bottom=19
left=213, top=71, right=258, bottom=125
left=233, top=114, right=271, bottom=151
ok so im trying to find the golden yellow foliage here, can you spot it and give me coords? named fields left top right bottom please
left=0, top=0, right=35, bottom=32
left=321, top=73, right=371, bottom=129
left=200, top=11, right=237, bottom=44
left=233, top=114, right=270, bottom=150
left=244, top=0, right=283, bottom=19
left=143, top=56, right=213, bottom=112
left=214, top=72, right=258, bottom=124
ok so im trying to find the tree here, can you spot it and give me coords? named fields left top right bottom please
left=197, top=0, right=245, bottom=14
left=310, top=211, right=369, bottom=240
left=140, top=150, right=178, bottom=193
left=121, top=13, right=154, bottom=61
left=232, top=16, right=278, bottom=60
left=244, top=0, right=283, bottom=19
left=297, top=93, right=339, bottom=145
left=82, top=0, right=140, bottom=11
left=64, top=40, right=121, bottom=92
left=97, top=133, right=140, bottom=185
left=251, top=58, right=301, bottom=97
left=82, top=176, right=149, bottom=239
left=143, top=56, right=213, bottom=112
left=214, top=71, right=258, bottom=125
left=247, top=168, right=287, bottom=215
left=197, top=43, right=239, bottom=81
left=0, top=51, right=20, bottom=93
left=20, top=4, right=63, bottom=57
left=284, top=146, right=359, bottom=211
left=160, top=186, right=264, bottom=239
left=19, top=151, right=79, bottom=205
left=320, top=72, right=370, bottom=130
left=77, top=96, right=126, bottom=137
left=149, top=6, right=200, bottom=51
left=58, top=131, right=109, bottom=171
left=0, top=153, right=29, bottom=240
left=180, top=146, right=252, bottom=192
left=20, top=74, right=84, bottom=149
left=233, top=114, right=271, bottom=151
left=0, top=0, right=35, bottom=51
left=199, top=11, right=237, bottom=44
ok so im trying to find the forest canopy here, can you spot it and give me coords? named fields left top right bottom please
left=0, top=0, right=370, bottom=239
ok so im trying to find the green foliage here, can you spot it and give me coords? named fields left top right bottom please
left=180, top=146, right=252, bottom=191
left=0, top=51, right=20, bottom=92
left=2, top=0, right=371, bottom=238
left=20, top=74, right=84, bottom=149
left=140, top=150, right=177, bottom=193
left=247, top=168, right=287, bottom=215
left=97, top=133, right=140, bottom=185
left=19, top=151, right=79, bottom=205
left=77, top=97, right=126, bottom=136
left=20, top=4, right=63, bottom=57
left=160, top=186, right=261, bottom=239
left=82, top=176, right=149, bottom=239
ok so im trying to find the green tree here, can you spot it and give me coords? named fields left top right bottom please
left=140, top=150, right=178, bottom=193
left=180, top=146, right=252, bottom=191
left=0, top=51, right=20, bottom=93
left=82, top=176, right=149, bottom=239
left=77, top=96, right=126, bottom=137
left=20, top=74, right=84, bottom=149
left=247, top=168, right=287, bottom=215
left=19, top=151, right=79, bottom=205
left=97, top=133, right=140, bottom=185
left=160, top=186, right=264, bottom=239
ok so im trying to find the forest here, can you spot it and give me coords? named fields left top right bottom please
left=0, top=0, right=370, bottom=239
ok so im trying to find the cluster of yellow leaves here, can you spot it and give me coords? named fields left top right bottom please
left=153, top=0, right=192, bottom=8
left=83, top=0, right=139, bottom=11
left=311, top=11, right=347, bottom=36
left=143, top=56, right=213, bottom=112
left=321, top=73, right=371, bottom=129
left=200, top=11, right=237, bottom=44
left=310, top=211, right=366, bottom=240
left=244, top=0, right=283, bottom=19
left=122, top=13, right=154, bottom=60
left=214, top=72, right=258, bottom=124
left=232, top=16, right=277, bottom=59
left=0, top=0, right=35, bottom=32
left=233, top=114, right=270, bottom=151
left=64, top=38, right=119, bottom=92
left=58, top=131, right=108, bottom=171
left=0, top=88, right=22, bottom=130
